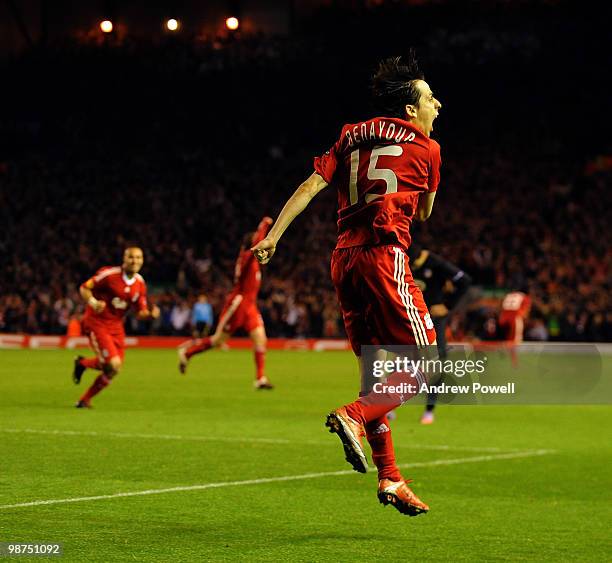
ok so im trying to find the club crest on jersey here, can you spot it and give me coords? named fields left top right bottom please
left=111, top=297, right=128, bottom=310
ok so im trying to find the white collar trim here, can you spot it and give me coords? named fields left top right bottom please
left=122, top=272, right=137, bottom=286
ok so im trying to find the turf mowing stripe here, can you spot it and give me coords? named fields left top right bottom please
left=0, top=449, right=554, bottom=510
left=0, top=428, right=521, bottom=453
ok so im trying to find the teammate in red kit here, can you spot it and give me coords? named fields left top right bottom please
left=253, top=54, right=441, bottom=515
left=178, top=217, right=274, bottom=390
left=499, top=291, right=532, bottom=344
left=73, top=247, right=160, bottom=408
left=499, top=290, right=532, bottom=367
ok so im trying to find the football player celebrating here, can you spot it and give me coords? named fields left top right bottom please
left=253, top=54, right=441, bottom=516
left=73, top=247, right=160, bottom=408
left=178, top=217, right=274, bottom=390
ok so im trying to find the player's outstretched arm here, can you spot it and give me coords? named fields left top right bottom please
left=252, top=172, right=328, bottom=264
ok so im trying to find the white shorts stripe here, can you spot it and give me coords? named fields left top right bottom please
left=219, top=294, right=243, bottom=332
left=394, top=248, right=428, bottom=346
left=398, top=250, right=428, bottom=346
left=399, top=254, right=429, bottom=346
left=393, top=249, right=418, bottom=345
left=392, top=248, right=426, bottom=347
left=89, top=332, right=104, bottom=362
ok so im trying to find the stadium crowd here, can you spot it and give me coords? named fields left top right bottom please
left=1, top=144, right=609, bottom=341
left=1, top=6, right=610, bottom=342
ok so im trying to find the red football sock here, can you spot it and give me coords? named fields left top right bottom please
left=365, top=416, right=402, bottom=482
left=510, top=346, right=519, bottom=368
left=186, top=337, right=212, bottom=359
left=345, top=370, right=421, bottom=424
left=80, top=373, right=110, bottom=403
left=80, top=357, right=102, bottom=370
left=254, top=347, right=266, bottom=380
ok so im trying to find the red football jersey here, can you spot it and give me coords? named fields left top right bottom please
left=314, top=117, right=441, bottom=250
left=82, top=266, right=149, bottom=327
left=230, top=218, right=272, bottom=303
left=500, top=292, right=531, bottom=318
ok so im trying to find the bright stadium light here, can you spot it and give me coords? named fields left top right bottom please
left=225, top=17, right=239, bottom=31
left=100, top=20, right=113, bottom=33
left=166, top=18, right=179, bottom=31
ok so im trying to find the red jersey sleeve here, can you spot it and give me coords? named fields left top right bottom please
left=427, top=140, right=442, bottom=193
left=234, top=218, right=272, bottom=288
left=81, top=267, right=109, bottom=291
left=313, top=141, right=340, bottom=184
left=237, top=251, right=251, bottom=281
left=81, top=277, right=95, bottom=291
left=251, top=217, right=273, bottom=246
left=137, top=281, right=149, bottom=313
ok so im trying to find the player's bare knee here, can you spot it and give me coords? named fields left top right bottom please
left=250, top=327, right=266, bottom=348
left=213, top=331, right=229, bottom=348
left=108, top=357, right=122, bottom=376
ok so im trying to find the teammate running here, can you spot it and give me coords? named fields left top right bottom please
left=73, top=247, right=160, bottom=408
left=178, top=217, right=274, bottom=390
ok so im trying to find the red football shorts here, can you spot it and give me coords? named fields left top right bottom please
left=219, top=294, right=263, bottom=334
left=82, top=318, right=125, bottom=364
left=499, top=312, right=524, bottom=343
left=331, top=245, right=436, bottom=355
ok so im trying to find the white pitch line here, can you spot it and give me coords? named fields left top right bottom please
left=0, top=428, right=520, bottom=453
left=0, top=449, right=553, bottom=510
left=0, top=428, right=296, bottom=445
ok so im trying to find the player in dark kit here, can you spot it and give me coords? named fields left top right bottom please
left=178, top=217, right=274, bottom=389
left=73, top=247, right=160, bottom=407
left=407, top=242, right=472, bottom=424
left=253, top=54, right=442, bottom=515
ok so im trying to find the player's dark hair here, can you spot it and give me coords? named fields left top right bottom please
left=371, top=52, right=424, bottom=118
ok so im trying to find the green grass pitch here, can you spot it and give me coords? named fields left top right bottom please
left=1, top=349, right=611, bottom=561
